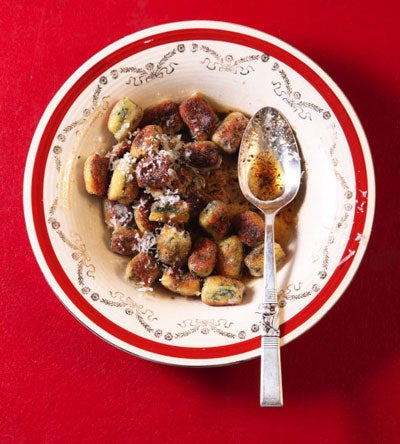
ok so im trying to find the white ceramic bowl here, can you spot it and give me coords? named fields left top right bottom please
left=24, top=21, right=375, bottom=366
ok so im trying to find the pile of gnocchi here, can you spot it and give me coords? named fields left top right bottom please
left=83, top=93, right=291, bottom=306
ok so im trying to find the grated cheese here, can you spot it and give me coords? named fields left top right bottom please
left=134, top=231, right=157, bottom=254
left=154, top=188, right=181, bottom=206
left=108, top=203, right=134, bottom=228
left=159, top=134, right=184, bottom=164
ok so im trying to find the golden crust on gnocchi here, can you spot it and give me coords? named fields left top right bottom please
left=84, top=154, right=109, bottom=196
left=108, top=97, right=143, bottom=141
left=156, top=224, right=191, bottom=266
left=160, top=267, right=201, bottom=296
left=188, top=237, right=218, bottom=278
left=179, top=93, right=219, bottom=141
left=199, top=200, right=230, bottom=241
left=216, top=235, right=244, bottom=280
left=212, top=111, right=249, bottom=154
left=125, top=252, right=161, bottom=287
left=107, top=158, right=139, bottom=205
left=130, top=124, right=163, bottom=159
left=141, top=100, right=184, bottom=135
left=201, top=275, right=245, bottom=306
left=232, top=210, right=265, bottom=247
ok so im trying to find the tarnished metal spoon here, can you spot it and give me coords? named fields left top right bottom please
left=238, top=107, right=301, bottom=407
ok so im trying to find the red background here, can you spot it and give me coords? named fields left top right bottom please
left=1, top=1, right=399, bottom=443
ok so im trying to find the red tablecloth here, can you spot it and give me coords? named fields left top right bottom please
left=2, top=1, right=399, bottom=443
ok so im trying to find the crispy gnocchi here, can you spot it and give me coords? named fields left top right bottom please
left=83, top=93, right=297, bottom=305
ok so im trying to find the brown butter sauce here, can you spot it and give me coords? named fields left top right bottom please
left=248, top=151, right=284, bottom=201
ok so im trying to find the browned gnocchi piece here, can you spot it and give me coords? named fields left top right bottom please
left=179, top=93, right=219, bottom=141
left=199, top=200, right=230, bottom=240
left=274, top=243, right=286, bottom=264
left=83, top=153, right=109, bottom=196
left=201, top=275, right=245, bottom=306
left=232, top=210, right=265, bottom=247
left=274, top=206, right=298, bottom=246
left=212, top=111, right=249, bottom=154
left=103, top=199, right=134, bottom=229
left=108, top=158, right=139, bottom=205
left=135, top=153, right=175, bottom=189
left=130, top=125, right=163, bottom=159
left=125, top=252, right=161, bottom=287
left=216, top=235, right=244, bottom=279
left=109, top=141, right=130, bottom=162
left=110, top=227, right=142, bottom=256
left=141, top=100, right=184, bottom=135
left=108, top=97, right=143, bottom=141
left=244, top=243, right=286, bottom=277
left=183, top=141, right=222, bottom=169
left=133, top=195, right=159, bottom=232
left=103, top=199, right=117, bottom=228
left=243, top=244, right=263, bottom=277
left=160, top=267, right=201, bottom=296
left=156, top=225, right=192, bottom=266
left=149, top=199, right=190, bottom=224
left=188, top=237, right=218, bottom=277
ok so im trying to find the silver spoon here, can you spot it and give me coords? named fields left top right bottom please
left=238, top=107, right=301, bottom=407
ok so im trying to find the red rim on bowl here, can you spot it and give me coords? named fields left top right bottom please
left=24, top=21, right=375, bottom=365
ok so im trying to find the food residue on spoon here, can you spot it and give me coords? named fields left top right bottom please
left=248, top=151, right=284, bottom=201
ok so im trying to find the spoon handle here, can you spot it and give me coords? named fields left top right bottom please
left=260, top=212, right=283, bottom=407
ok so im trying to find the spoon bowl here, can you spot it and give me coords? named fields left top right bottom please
left=238, top=107, right=301, bottom=407
left=238, top=107, right=301, bottom=213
